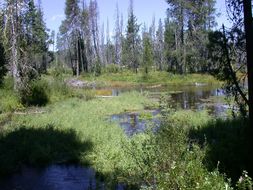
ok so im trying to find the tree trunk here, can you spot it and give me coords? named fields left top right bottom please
left=243, top=0, right=253, bottom=127
left=10, top=3, right=21, bottom=91
left=180, top=4, right=186, bottom=74
left=76, top=34, right=80, bottom=77
left=242, top=0, right=253, bottom=176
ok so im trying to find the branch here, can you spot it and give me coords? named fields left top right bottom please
left=222, top=24, right=249, bottom=106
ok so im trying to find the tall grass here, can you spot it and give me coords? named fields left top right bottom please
left=0, top=77, right=23, bottom=113
left=81, top=70, right=220, bottom=87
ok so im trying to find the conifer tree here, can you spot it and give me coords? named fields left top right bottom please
left=125, top=0, right=140, bottom=73
left=142, top=34, right=153, bottom=75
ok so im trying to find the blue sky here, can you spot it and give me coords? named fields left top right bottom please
left=41, top=0, right=230, bottom=35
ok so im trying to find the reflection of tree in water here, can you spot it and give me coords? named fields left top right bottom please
left=171, top=89, right=218, bottom=109
left=129, top=113, right=138, bottom=128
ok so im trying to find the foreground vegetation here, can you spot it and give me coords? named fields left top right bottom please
left=0, top=74, right=252, bottom=189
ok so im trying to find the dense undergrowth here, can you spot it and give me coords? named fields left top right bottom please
left=0, top=71, right=252, bottom=189
left=0, top=75, right=95, bottom=113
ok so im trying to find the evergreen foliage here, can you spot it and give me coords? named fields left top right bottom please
left=142, top=35, right=153, bottom=76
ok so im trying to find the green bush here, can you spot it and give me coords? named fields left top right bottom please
left=121, top=121, right=232, bottom=189
left=0, top=77, right=23, bottom=113
left=71, top=89, right=95, bottom=101
left=236, top=171, right=253, bottom=190
left=48, top=78, right=71, bottom=101
left=20, top=79, right=49, bottom=106
left=119, top=98, right=232, bottom=189
left=104, top=64, right=121, bottom=73
left=49, top=65, right=72, bottom=78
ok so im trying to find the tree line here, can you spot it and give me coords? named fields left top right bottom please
left=56, top=0, right=218, bottom=76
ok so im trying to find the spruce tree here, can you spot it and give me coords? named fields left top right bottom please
left=142, top=35, right=153, bottom=76
left=125, top=0, right=140, bottom=73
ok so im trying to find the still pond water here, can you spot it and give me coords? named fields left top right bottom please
left=0, top=84, right=227, bottom=190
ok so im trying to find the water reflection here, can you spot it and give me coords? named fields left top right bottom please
left=0, top=165, right=124, bottom=190
left=111, top=110, right=160, bottom=136
left=109, top=85, right=229, bottom=136
left=97, top=85, right=227, bottom=116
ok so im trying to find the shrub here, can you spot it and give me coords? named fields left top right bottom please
left=71, top=89, right=95, bottom=101
left=48, top=78, right=72, bottom=102
left=104, top=64, right=121, bottom=73
left=236, top=171, right=253, bottom=190
left=20, top=79, right=49, bottom=106
left=0, top=77, right=23, bottom=113
left=49, top=65, right=72, bottom=78
left=92, top=59, right=102, bottom=76
left=121, top=122, right=232, bottom=189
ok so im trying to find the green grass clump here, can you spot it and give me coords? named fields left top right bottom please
left=166, top=109, right=212, bottom=129
left=0, top=78, right=23, bottom=113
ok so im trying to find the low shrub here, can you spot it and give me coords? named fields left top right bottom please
left=19, top=79, right=49, bottom=106
left=71, top=89, right=95, bottom=101
left=0, top=77, right=23, bottom=113
left=103, top=64, right=121, bottom=73
left=120, top=120, right=232, bottom=189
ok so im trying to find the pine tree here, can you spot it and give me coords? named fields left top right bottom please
left=2, top=0, right=49, bottom=103
left=166, top=0, right=217, bottom=74
left=167, top=0, right=186, bottom=74
left=142, top=33, right=153, bottom=76
left=25, top=0, right=49, bottom=74
left=164, top=18, right=177, bottom=72
left=125, top=0, right=140, bottom=73
left=155, top=19, right=164, bottom=71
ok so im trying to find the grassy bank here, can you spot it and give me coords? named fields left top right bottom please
left=80, top=71, right=220, bottom=87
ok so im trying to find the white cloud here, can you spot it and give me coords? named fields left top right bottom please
left=50, top=14, right=64, bottom=21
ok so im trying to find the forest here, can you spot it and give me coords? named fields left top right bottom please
left=0, top=0, right=252, bottom=189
